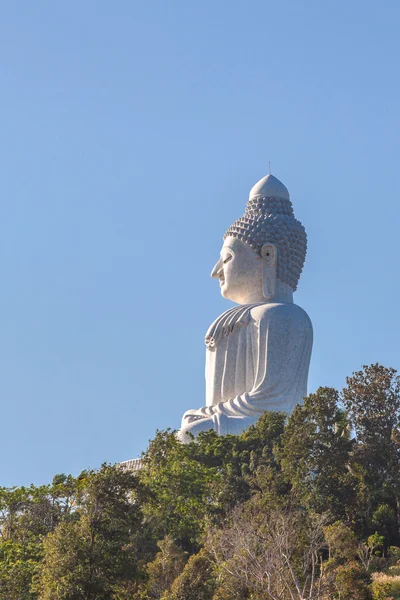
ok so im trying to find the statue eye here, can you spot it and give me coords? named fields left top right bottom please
left=223, top=255, right=232, bottom=264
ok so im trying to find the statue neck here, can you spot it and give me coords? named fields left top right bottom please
left=240, top=280, right=293, bottom=305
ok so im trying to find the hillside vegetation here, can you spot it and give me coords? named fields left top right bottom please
left=1, top=364, right=400, bottom=600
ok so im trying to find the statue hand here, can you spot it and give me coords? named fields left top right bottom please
left=182, top=411, right=209, bottom=424
left=179, top=413, right=216, bottom=442
left=182, top=406, right=214, bottom=425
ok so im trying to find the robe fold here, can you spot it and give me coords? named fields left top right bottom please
left=181, top=302, right=313, bottom=437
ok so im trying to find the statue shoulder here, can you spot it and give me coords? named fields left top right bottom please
left=250, top=302, right=313, bottom=329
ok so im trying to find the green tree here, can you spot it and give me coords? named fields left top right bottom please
left=0, top=539, right=41, bottom=600
left=2, top=364, right=400, bottom=600
left=324, top=521, right=357, bottom=563
left=0, top=474, right=80, bottom=599
left=163, top=548, right=217, bottom=600
left=38, top=464, right=142, bottom=600
left=144, top=536, right=187, bottom=599
left=282, top=387, right=357, bottom=520
left=138, top=430, right=222, bottom=549
left=138, top=413, right=288, bottom=550
left=333, top=562, right=372, bottom=600
left=342, top=364, right=400, bottom=542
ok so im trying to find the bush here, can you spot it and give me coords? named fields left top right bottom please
left=371, top=573, right=400, bottom=600
left=334, top=561, right=372, bottom=600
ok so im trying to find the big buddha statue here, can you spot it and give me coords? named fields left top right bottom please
left=179, top=173, right=313, bottom=442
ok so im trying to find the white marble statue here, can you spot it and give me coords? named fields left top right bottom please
left=179, top=173, right=313, bottom=441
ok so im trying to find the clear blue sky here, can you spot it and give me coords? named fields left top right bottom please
left=1, top=1, right=399, bottom=486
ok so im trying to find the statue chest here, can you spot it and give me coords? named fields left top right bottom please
left=205, top=306, right=259, bottom=406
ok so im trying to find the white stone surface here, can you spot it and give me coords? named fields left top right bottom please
left=179, top=174, right=313, bottom=442
left=249, top=173, right=290, bottom=201
left=119, top=458, right=143, bottom=471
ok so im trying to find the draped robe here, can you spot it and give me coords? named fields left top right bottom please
left=181, top=302, right=313, bottom=438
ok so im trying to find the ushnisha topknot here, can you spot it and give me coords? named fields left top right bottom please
left=224, top=174, right=307, bottom=291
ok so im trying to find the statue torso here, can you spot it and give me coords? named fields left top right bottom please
left=205, top=302, right=313, bottom=414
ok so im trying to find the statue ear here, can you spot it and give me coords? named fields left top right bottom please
left=261, top=243, right=277, bottom=301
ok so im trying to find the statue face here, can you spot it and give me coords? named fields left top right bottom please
left=211, top=236, right=263, bottom=304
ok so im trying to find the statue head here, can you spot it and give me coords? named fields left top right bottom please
left=211, top=174, right=307, bottom=305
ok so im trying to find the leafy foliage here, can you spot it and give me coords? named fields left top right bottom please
left=1, top=363, right=400, bottom=599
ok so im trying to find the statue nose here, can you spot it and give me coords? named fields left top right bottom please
left=211, top=258, right=223, bottom=278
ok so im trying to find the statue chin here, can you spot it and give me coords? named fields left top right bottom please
left=179, top=173, right=312, bottom=441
